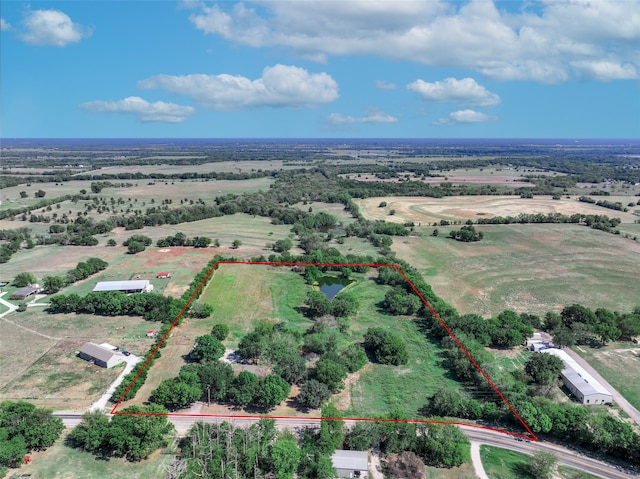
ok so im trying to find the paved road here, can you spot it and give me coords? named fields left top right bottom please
left=564, top=347, right=640, bottom=426
left=53, top=413, right=638, bottom=478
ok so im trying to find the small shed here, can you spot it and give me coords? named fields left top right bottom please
left=10, top=286, right=39, bottom=300
left=157, top=272, right=171, bottom=278
left=78, top=342, right=124, bottom=368
left=331, top=450, right=368, bottom=478
left=147, top=330, right=155, bottom=337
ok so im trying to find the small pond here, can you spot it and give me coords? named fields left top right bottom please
left=317, top=275, right=353, bottom=300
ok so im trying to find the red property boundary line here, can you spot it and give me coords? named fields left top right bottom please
left=111, top=261, right=538, bottom=441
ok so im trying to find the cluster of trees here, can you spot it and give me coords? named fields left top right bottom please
left=363, top=327, right=409, bottom=365
left=123, top=234, right=152, bottom=254
left=174, top=411, right=341, bottom=479
left=41, top=257, right=108, bottom=293
left=156, top=232, right=211, bottom=248
left=546, top=304, right=640, bottom=347
left=69, top=406, right=173, bottom=461
left=580, top=196, right=630, bottom=212
left=0, top=401, right=64, bottom=475
left=343, top=411, right=470, bottom=468
left=304, top=289, right=359, bottom=319
left=0, top=228, right=31, bottom=263
left=449, top=225, right=483, bottom=242
left=48, top=290, right=185, bottom=322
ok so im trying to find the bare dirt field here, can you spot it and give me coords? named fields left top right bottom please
left=356, top=195, right=639, bottom=225
left=0, top=309, right=159, bottom=410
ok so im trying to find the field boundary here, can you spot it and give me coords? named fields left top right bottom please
left=111, top=260, right=538, bottom=441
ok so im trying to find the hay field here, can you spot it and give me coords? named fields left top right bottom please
left=356, top=195, right=639, bottom=225
left=0, top=309, right=160, bottom=410
left=392, top=224, right=640, bottom=318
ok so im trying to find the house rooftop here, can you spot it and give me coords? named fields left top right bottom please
left=79, top=342, right=121, bottom=363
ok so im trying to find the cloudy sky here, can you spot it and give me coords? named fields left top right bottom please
left=1, top=0, right=639, bottom=138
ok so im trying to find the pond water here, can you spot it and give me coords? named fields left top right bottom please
left=317, top=276, right=353, bottom=300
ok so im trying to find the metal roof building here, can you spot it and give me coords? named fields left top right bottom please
left=540, top=348, right=613, bottom=405
left=78, top=342, right=124, bottom=368
left=92, top=280, right=152, bottom=293
left=10, top=286, right=39, bottom=300
left=331, top=450, right=368, bottom=478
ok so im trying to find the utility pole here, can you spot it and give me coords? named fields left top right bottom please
left=207, top=384, right=211, bottom=407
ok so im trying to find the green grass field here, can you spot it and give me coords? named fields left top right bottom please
left=343, top=274, right=462, bottom=418
left=480, top=445, right=532, bottom=479
left=200, top=263, right=311, bottom=347
left=6, top=432, right=176, bottom=479
left=572, top=343, right=640, bottom=411
left=392, top=224, right=640, bottom=318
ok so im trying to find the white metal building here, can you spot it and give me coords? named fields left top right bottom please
left=540, top=348, right=613, bottom=405
left=92, top=280, right=153, bottom=293
left=331, top=450, right=368, bottom=478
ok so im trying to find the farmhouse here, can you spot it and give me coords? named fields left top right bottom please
left=92, top=280, right=153, bottom=293
left=540, top=348, right=613, bottom=405
left=78, top=342, right=124, bottom=368
left=10, top=286, right=40, bottom=300
left=331, top=450, right=368, bottom=478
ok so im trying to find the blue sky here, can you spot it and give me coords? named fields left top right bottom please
left=1, top=0, right=639, bottom=138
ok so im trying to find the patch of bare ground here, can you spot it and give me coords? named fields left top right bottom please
left=336, top=363, right=372, bottom=411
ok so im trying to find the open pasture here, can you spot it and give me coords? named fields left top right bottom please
left=392, top=224, right=640, bottom=318
left=109, top=176, right=273, bottom=202
left=90, top=160, right=299, bottom=176
left=0, top=308, right=160, bottom=410
left=356, top=195, right=639, bottom=226
left=0, top=180, right=97, bottom=211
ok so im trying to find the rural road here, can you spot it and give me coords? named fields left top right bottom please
left=52, top=413, right=638, bottom=479
left=565, top=347, right=640, bottom=426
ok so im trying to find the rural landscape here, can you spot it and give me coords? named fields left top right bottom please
left=0, top=138, right=639, bottom=479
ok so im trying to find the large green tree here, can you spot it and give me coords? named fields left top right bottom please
left=524, top=353, right=564, bottom=387
left=191, top=335, right=225, bottom=363
left=271, top=437, right=300, bottom=479
left=255, top=374, right=290, bottom=409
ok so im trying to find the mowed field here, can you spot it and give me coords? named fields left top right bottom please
left=0, top=308, right=160, bottom=410
left=391, top=224, right=640, bottom=318
left=356, top=195, right=639, bottom=226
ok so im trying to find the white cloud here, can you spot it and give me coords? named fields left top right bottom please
left=138, top=64, right=339, bottom=110
left=188, top=0, right=640, bottom=83
left=435, top=109, right=498, bottom=125
left=1, top=18, right=11, bottom=31
left=328, top=110, right=398, bottom=125
left=375, top=80, right=396, bottom=90
left=79, top=97, right=196, bottom=123
left=570, top=60, right=638, bottom=81
left=407, top=78, right=500, bottom=107
left=19, top=9, right=91, bottom=46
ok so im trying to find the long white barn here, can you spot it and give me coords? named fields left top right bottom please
left=92, top=280, right=153, bottom=293
left=541, top=348, right=613, bottom=405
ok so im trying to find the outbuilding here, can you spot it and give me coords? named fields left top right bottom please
left=540, top=348, right=613, bottom=405
left=78, top=342, right=125, bottom=368
left=10, top=286, right=39, bottom=300
left=92, top=280, right=153, bottom=293
left=331, top=450, right=368, bottom=478
left=157, top=272, right=170, bottom=279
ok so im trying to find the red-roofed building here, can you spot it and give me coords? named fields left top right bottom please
left=157, top=272, right=170, bottom=278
